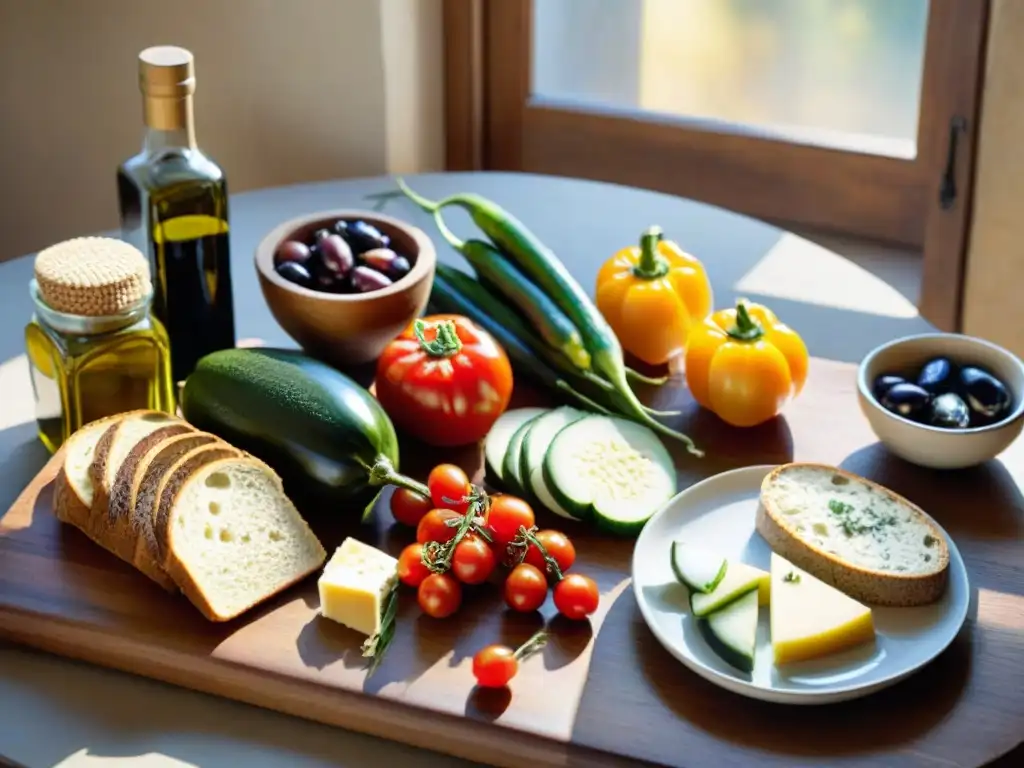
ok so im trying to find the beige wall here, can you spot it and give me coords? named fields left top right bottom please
left=0, top=0, right=443, bottom=262
left=962, top=0, right=1024, bottom=355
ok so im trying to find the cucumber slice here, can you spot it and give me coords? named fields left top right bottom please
left=521, top=407, right=584, bottom=519
left=502, top=413, right=544, bottom=497
left=696, top=588, right=758, bottom=673
left=484, top=408, right=548, bottom=490
left=670, top=542, right=727, bottom=594
left=543, top=415, right=676, bottom=535
left=690, top=561, right=769, bottom=618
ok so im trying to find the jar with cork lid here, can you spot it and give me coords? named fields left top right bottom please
left=24, top=236, right=175, bottom=453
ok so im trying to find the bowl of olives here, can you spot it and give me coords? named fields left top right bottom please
left=255, top=209, right=435, bottom=366
left=857, top=333, right=1024, bottom=469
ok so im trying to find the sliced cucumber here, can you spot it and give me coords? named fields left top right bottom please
left=484, top=408, right=548, bottom=490
left=502, top=413, right=544, bottom=497
left=543, top=415, right=676, bottom=535
left=520, top=407, right=584, bottom=520
left=670, top=542, right=727, bottom=594
left=696, top=588, right=758, bottom=673
left=690, top=560, right=769, bottom=618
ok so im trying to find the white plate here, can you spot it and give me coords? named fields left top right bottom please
left=632, top=465, right=971, bottom=704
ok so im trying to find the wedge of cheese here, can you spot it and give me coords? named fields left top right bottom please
left=318, top=537, right=398, bottom=637
left=770, top=552, right=875, bottom=664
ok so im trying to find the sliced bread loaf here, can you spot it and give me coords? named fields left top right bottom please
left=53, top=414, right=130, bottom=536
left=132, top=436, right=233, bottom=588
left=756, top=463, right=950, bottom=606
left=161, top=457, right=327, bottom=622
left=86, top=410, right=182, bottom=544
left=105, top=423, right=194, bottom=563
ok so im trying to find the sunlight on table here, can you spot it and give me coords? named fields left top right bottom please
left=0, top=354, right=34, bottom=430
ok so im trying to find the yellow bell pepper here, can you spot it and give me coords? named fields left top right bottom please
left=595, top=226, right=713, bottom=366
left=685, top=299, right=809, bottom=428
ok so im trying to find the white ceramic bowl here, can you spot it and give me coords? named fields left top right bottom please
left=857, top=333, right=1024, bottom=469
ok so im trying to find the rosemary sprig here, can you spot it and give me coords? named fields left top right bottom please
left=421, top=490, right=492, bottom=573
left=362, top=582, right=399, bottom=677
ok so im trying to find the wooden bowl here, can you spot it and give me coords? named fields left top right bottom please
left=255, top=210, right=436, bottom=367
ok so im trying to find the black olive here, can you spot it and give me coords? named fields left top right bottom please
left=319, top=234, right=355, bottom=276
left=350, top=265, right=393, bottom=293
left=274, top=239, right=311, bottom=267
left=360, top=247, right=399, bottom=273
left=959, top=365, right=1012, bottom=420
left=275, top=260, right=313, bottom=288
left=879, top=382, right=931, bottom=421
left=343, top=220, right=391, bottom=254
left=916, top=357, right=958, bottom=395
left=873, top=374, right=906, bottom=401
left=388, top=255, right=411, bottom=280
left=312, top=228, right=332, bottom=243
left=928, top=393, right=970, bottom=429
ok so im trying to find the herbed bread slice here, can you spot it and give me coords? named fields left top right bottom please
left=86, top=410, right=182, bottom=544
left=132, top=437, right=235, bottom=588
left=756, top=463, right=950, bottom=607
left=162, top=457, right=327, bottom=622
left=53, top=414, right=131, bottom=535
left=105, top=423, right=194, bottom=563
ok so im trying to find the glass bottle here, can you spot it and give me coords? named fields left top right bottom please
left=25, top=237, right=175, bottom=453
left=117, top=45, right=236, bottom=389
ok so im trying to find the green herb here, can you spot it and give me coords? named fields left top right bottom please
left=829, top=499, right=854, bottom=516
left=924, top=534, right=937, bottom=548
left=828, top=499, right=898, bottom=536
left=782, top=571, right=801, bottom=583
left=362, top=582, right=399, bottom=677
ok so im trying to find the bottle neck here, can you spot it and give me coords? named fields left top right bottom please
left=142, top=94, right=197, bottom=153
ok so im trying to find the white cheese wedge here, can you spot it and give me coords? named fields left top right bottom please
left=318, top=537, right=398, bottom=637
left=770, top=552, right=876, bottom=665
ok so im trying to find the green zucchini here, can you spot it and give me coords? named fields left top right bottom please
left=696, top=588, right=759, bottom=674
left=670, top=542, right=727, bottom=594
left=502, top=415, right=543, bottom=499
left=484, top=407, right=548, bottom=490
left=520, top=407, right=585, bottom=520
left=180, top=348, right=419, bottom=515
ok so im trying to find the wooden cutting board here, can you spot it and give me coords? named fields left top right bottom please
left=2, top=357, right=1023, bottom=768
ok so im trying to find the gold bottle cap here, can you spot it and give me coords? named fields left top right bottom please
left=35, top=237, right=152, bottom=317
left=139, top=46, right=195, bottom=98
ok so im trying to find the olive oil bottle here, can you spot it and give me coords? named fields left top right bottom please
left=117, top=46, right=235, bottom=388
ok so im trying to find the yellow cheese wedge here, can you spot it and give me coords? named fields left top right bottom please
left=317, top=537, right=398, bottom=637
left=770, top=552, right=875, bottom=664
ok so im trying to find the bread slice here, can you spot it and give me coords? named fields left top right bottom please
left=162, top=456, right=327, bottom=622
left=53, top=414, right=130, bottom=536
left=756, top=463, right=950, bottom=607
left=86, top=410, right=182, bottom=544
left=131, top=435, right=231, bottom=588
left=105, top=423, right=194, bottom=563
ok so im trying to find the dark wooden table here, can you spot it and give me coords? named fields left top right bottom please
left=0, top=172, right=1021, bottom=768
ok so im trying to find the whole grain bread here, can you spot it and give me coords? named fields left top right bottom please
left=755, top=463, right=950, bottom=607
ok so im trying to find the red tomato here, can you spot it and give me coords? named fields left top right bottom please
left=397, top=543, right=430, bottom=588
left=416, top=508, right=461, bottom=545
left=427, top=464, right=472, bottom=513
left=451, top=536, right=497, bottom=585
left=504, top=563, right=548, bottom=612
left=523, top=530, right=576, bottom=576
left=472, top=645, right=518, bottom=688
left=375, top=315, right=514, bottom=447
left=418, top=573, right=462, bottom=618
left=553, top=574, right=600, bottom=620
left=486, top=496, right=536, bottom=553
left=390, top=488, right=433, bottom=527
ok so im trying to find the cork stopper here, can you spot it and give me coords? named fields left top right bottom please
left=35, top=237, right=152, bottom=317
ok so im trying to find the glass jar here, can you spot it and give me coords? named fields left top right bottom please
left=25, top=279, right=174, bottom=453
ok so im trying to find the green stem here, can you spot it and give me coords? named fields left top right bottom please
left=512, top=525, right=565, bottom=581
left=554, top=379, right=613, bottom=415
left=366, top=456, right=430, bottom=498
left=422, top=495, right=489, bottom=573
left=632, top=226, right=670, bottom=280
left=413, top=319, right=463, bottom=357
left=432, top=208, right=466, bottom=253
left=397, top=177, right=446, bottom=212
left=512, top=629, right=548, bottom=661
left=726, top=300, right=765, bottom=342
left=626, top=367, right=669, bottom=386
left=643, top=404, right=681, bottom=417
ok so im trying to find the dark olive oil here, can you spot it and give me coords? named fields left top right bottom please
left=117, top=46, right=236, bottom=387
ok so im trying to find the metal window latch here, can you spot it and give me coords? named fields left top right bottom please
left=939, top=116, right=968, bottom=210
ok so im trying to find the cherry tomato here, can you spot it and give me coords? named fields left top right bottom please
left=390, top=488, right=433, bottom=527
left=427, top=464, right=472, bottom=513
left=375, top=315, right=514, bottom=447
left=397, top=543, right=431, bottom=588
left=487, top=496, right=536, bottom=553
left=523, top=530, right=576, bottom=576
left=503, top=563, right=548, bottom=612
left=417, top=573, right=462, bottom=618
left=416, top=508, right=461, bottom=544
left=451, top=535, right=497, bottom=585
left=553, top=574, right=600, bottom=620
left=472, top=645, right=518, bottom=688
